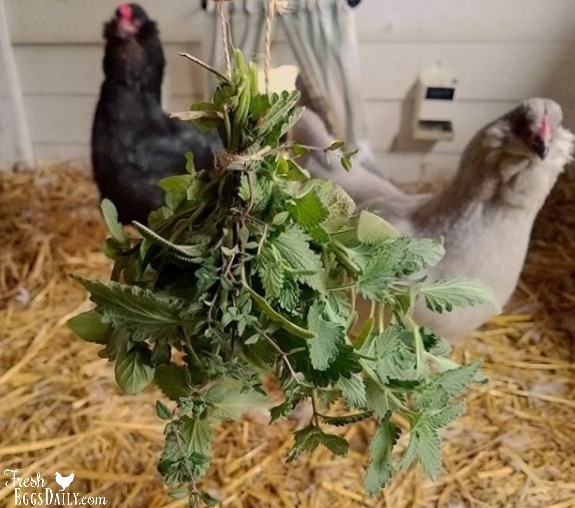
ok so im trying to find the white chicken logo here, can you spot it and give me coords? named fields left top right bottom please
left=54, top=472, right=75, bottom=492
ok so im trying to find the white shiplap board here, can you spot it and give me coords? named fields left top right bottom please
left=8, top=0, right=575, bottom=44
left=5, top=0, right=575, bottom=180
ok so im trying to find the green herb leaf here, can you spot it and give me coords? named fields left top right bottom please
left=155, top=364, right=192, bottom=401
left=420, top=278, right=500, bottom=314
left=364, top=419, right=400, bottom=493
left=67, top=310, right=111, bottom=344
left=205, top=379, right=268, bottom=422
left=286, top=424, right=349, bottom=462
left=100, top=199, right=129, bottom=246
left=307, top=302, right=345, bottom=371
left=156, top=400, right=173, bottom=420
left=327, top=141, right=345, bottom=151
left=115, top=345, right=155, bottom=395
left=357, top=210, right=400, bottom=244
left=73, top=276, right=199, bottom=343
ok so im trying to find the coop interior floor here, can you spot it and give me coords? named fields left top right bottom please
left=0, top=164, right=574, bottom=508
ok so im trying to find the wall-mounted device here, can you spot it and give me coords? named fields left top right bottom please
left=412, top=64, right=457, bottom=141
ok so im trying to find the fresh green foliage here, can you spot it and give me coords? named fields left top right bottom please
left=419, top=278, right=501, bottom=314
left=69, top=50, right=491, bottom=505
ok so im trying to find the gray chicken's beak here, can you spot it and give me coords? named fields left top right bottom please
left=533, top=138, right=549, bottom=160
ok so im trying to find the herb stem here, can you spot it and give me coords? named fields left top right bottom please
left=178, top=52, right=231, bottom=83
left=310, top=390, right=321, bottom=427
left=258, top=327, right=303, bottom=386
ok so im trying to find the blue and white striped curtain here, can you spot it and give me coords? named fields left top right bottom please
left=203, top=0, right=378, bottom=174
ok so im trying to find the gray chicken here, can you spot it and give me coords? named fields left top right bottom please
left=292, top=98, right=575, bottom=341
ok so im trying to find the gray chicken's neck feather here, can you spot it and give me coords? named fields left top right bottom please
left=412, top=124, right=573, bottom=235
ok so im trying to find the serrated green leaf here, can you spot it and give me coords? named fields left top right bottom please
left=115, top=345, right=155, bottom=394
left=420, top=278, right=500, bottom=314
left=320, top=432, right=350, bottom=457
left=287, top=189, right=329, bottom=233
left=205, top=379, right=268, bottom=422
left=319, top=411, right=373, bottom=427
left=67, top=310, right=111, bottom=344
left=337, top=373, right=367, bottom=409
left=180, top=416, right=212, bottom=457
left=73, top=276, right=199, bottom=343
left=159, top=416, right=212, bottom=485
left=271, top=226, right=325, bottom=291
left=364, top=376, right=390, bottom=418
left=155, top=364, right=192, bottom=401
left=435, top=361, right=483, bottom=398
left=286, top=424, right=349, bottom=462
left=243, top=282, right=315, bottom=339
left=277, top=275, right=300, bottom=313
left=401, top=422, right=443, bottom=479
left=269, top=400, right=293, bottom=422
left=364, top=419, right=400, bottom=494
left=308, top=302, right=345, bottom=371
left=357, top=210, right=400, bottom=244
left=361, top=325, right=420, bottom=382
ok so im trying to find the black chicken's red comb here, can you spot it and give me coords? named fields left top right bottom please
left=117, top=4, right=132, bottom=19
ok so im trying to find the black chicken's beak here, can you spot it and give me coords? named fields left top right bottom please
left=533, top=138, right=549, bottom=160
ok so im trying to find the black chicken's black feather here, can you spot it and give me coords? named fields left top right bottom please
left=92, top=4, right=221, bottom=225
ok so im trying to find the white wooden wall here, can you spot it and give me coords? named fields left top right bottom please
left=5, top=0, right=575, bottom=181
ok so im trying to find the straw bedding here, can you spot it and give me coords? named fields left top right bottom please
left=0, top=164, right=574, bottom=508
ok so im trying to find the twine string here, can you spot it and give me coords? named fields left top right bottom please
left=217, top=1, right=232, bottom=77
left=263, top=0, right=276, bottom=94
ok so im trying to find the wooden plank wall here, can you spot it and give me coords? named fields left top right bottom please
left=5, top=0, right=575, bottom=181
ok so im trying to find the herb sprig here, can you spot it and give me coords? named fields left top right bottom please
left=69, top=50, right=493, bottom=505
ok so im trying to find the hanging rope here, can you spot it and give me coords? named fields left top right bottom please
left=263, top=0, right=275, bottom=93
left=216, top=1, right=232, bottom=77
left=263, top=0, right=288, bottom=93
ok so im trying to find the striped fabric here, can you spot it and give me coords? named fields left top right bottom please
left=203, top=0, right=378, bottom=174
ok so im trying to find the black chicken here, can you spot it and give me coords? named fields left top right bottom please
left=91, top=3, right=221, bottom=224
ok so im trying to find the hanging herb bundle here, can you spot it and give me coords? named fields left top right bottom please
left=69, top=49, right=494, bottom=505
